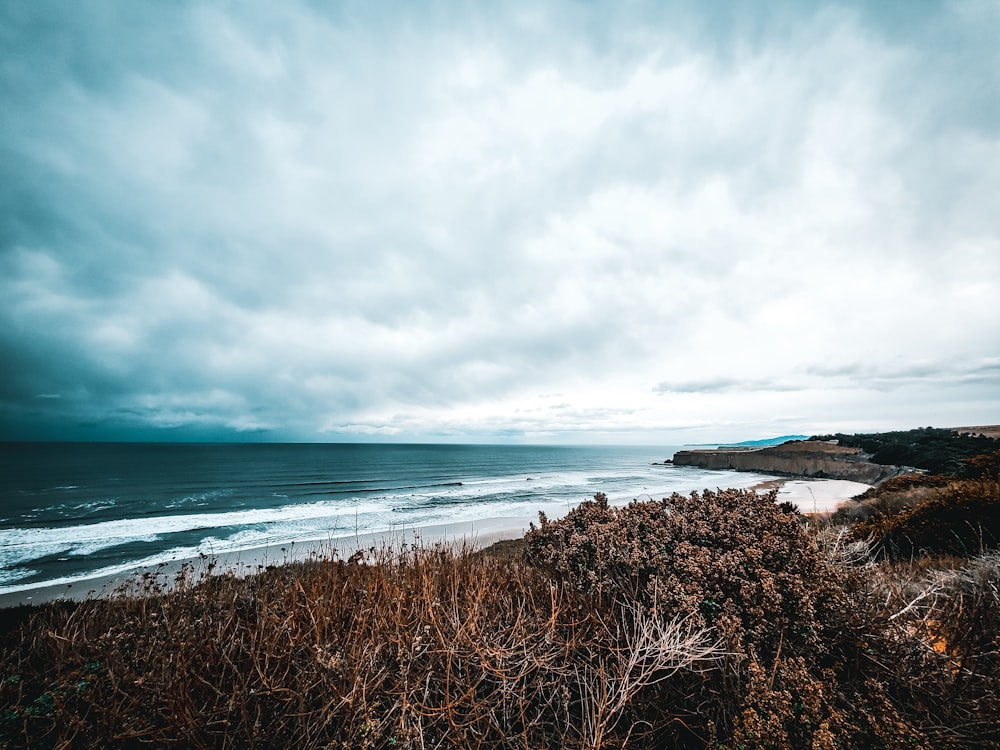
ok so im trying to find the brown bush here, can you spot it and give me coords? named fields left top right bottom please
left=524, top=489, right=1000, bottom=748
left=830, top=473, right=948, bottom=526
left=856, top=480, right=1000, bottom=559
left=963, top=448, right=1000, bottom=482
left=523, top=490, right=920, bottom=746
left=525, top=489, right=854, bottom=663
left=857, top=553, right=1000, bottom=749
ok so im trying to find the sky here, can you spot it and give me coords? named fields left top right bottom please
left=1, top=0, right=999, bottom=445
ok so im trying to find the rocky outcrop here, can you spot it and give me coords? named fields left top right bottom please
left=671, top=440, right=906, bottom=484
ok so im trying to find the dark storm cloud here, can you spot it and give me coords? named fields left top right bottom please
left=2, top=0, right=999, bottom=442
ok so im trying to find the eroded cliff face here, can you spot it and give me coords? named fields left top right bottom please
left=672, top=440, right=905, bottom=484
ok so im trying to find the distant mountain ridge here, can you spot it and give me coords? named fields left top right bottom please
left=686, top=435, right=809, bottom=448
left=717, top=435, right=809, bottom=448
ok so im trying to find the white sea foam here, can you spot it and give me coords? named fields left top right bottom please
left=0, top=567, right=37, bottom=586
left=0, top=547, right=204, bottom=596
left=0, top=499, right=392, bottom=567
left=0, top=444, right=789, bottom=599
left=2, top=468, right=765, bottom=576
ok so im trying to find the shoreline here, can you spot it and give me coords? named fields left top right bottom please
left=0, top=477, right=869, bottom=609
left=0, top=516, right=537, bottom=609
left=750, top=477, right=870, bottom=514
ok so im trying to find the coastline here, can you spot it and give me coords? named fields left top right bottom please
left=0, top=515, right=537, bottom=609
left=0, top=477, right=868, bottom=609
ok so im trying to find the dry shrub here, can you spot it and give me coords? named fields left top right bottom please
left=524, top=489, right=1000, bottom=748
left=524, top=490, right=907, bottom=747
left=830, top=473, right=948, bottom=525
left=962, top=448, right=1000, bottom=483
left=727, top=658, right=925, bottom=750
left=857, top=473, right=951, bottom=499
left=859, top=553, right=1000, bottom=749
left=835, top=486, right=943, bottom=525
left=857, top=479, right=1000, bottom=559
left=525, top=490, right=854, bottom=663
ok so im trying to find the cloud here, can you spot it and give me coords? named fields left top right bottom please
left=805, top=358, right=1000, bottom=392
left=1, top=1, right=999, bottom=443
left=653, top=378, right=802, bottom=395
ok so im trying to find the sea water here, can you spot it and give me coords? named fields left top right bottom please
left=0, top=442, right=776, bottom=597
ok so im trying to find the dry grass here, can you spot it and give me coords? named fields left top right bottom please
left=957, top=426, right=1000, bottom=440
left=854, top=552, right=1000, bottom=748
left=0, top=544, right=726, bottom=749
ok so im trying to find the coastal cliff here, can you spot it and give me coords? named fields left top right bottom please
left=672, top=440, right=905, bottom=484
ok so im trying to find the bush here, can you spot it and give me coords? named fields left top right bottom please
left=524, top=490, right=906, bottom=747
left=963, top=448, right=1000, bottom=482
left=830, top=473, right=949, bottom=525
left=857, top=480, right=1000, bottom=559
left=526, top=490, right=853, bottom=662
left=0, top=546, right=727, bottom=749
left=859, top=553, right=1000, bottom=749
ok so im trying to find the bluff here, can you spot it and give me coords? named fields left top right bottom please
left=671, top=440, right=905, bottom=484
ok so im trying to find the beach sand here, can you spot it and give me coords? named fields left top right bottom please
left=764, top=478, right=870, bottom=514
left=0, top=478, right=870, bottom=608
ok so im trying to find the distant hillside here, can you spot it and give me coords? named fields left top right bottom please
left=957, top=425, right=1000, bottom=440
left=809, top=427, right=999, bottom=475
left=672, top=428, right=999, bottom=483
left=686, top=435, right=809, bottom=449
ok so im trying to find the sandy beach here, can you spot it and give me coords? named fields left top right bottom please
left=754, top=478, right=871, bottom=514
left=0, top=477, right=869, bottom=609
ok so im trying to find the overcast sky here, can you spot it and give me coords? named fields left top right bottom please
left=1, top=1, right=998, bottom=444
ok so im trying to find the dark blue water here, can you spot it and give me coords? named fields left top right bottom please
left=0, top=442, right=774, bottom=595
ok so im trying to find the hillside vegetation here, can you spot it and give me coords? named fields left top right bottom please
left=810, top=426, right=997, bottom=475
left=833, top=446, right=1000, bottom=560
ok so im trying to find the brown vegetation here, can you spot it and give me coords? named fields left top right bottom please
left=957, top=425, right=1000, bottom=440
left=1, top=480, right=999, bottom=748
left=836, top=450, right=1000, bottom=559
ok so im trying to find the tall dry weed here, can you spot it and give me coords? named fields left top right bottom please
left=0, top=544, right=722, bottom=749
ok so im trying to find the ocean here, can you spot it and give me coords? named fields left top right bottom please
left=0, top=442, right=777, bottom=599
